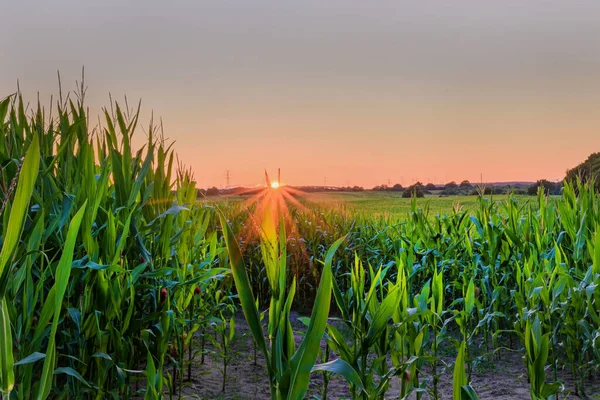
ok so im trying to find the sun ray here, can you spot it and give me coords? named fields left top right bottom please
left=221, top=170, right=348, bottom=279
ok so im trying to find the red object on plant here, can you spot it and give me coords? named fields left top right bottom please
left=140, top=255, right=146, bottom=264
left=160, top=288, right=168, bottom=303
left=194, top=286, right=201, bottom=296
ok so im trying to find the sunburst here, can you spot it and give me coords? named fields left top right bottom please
left=227, top=169, right=332, bottom=266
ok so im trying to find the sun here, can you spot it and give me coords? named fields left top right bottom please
left=271, top=181, right=280, bottom=189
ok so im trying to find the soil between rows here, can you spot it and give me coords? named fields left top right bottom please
left=163, top=312, right=600, bottom=400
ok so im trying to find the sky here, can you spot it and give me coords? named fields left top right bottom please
left=1, top=1, right=599, bottom=188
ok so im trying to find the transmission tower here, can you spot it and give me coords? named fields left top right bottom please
left=225, top=170, right=231, bottom=188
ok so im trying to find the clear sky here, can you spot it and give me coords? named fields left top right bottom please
left=1, top=1, right=599, bottom=188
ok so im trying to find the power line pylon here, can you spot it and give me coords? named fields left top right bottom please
left=225, top=170, right=231, bottom=188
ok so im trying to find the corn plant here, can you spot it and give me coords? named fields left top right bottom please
left=524, top=316, right=560, bottom=400
left=210, top=309, right=237, bottom=391
left=0, top=129, right=40, bottom=397
left=325, top=255, right=405, bottom=399
left=0, top=82, right=228, bottom=400
left=220, top=204, right=346, bottom=399
left=452, top=341, right=479, bottom=400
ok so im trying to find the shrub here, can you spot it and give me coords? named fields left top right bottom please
left=402, top=184, right=424, bottom=198
left=206, top=186, right=220, bottom=196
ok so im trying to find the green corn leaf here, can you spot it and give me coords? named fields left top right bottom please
left=460, top=385, right=480, bottom=400
left=331, top=276, right=349, bottom=321
left=0, top=95, right=12, bottom=122
left=325, top=324, right=353, bottom=362
left=36, top=341, right=55, bottom=400
left=219, top=214, right=268, bottom=361
left=465, top=278, right=475, bottom=315
left=143, top=350, right=158, bottom=400
left=433, top=268, right=444, bottom=316
left=312, top=359, right=365, bottom=394
left=14, top=352, right=46, bottom=366
left=287, top=235, right=345, bottom=400
left=0, top=132, right=40, bottom=396
left=0, top=132, right=40, bottom=294
left=92, top=353, right=112, bottom=361
left=413, top=329, right=424, bottom=354
left=593, top=225, right=600, bottom=276
left=365, top=285, right=400, bottom=347
left=111, top=208, right=134, bottom=265
left=453, top=341, right=468, bottom=400
left=32, top=287, right=56, bottom=345
left=282, top=278, right=297, bottom=360
left=128, top=147, right=154, bottom=207
left=0, top=299, right=15, bottom=395
left=35, top=202, right=87, bottom=400
left=361, top=264, right=384, bottom=322
left=54, top=367, right=90, bottom=387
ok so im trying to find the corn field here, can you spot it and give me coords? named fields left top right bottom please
left=0, top=87, right=599, bottom=399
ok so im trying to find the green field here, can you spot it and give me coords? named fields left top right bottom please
left=220, top=191, right=539, bottom=219
left=301, top=191, right=529, bottom=218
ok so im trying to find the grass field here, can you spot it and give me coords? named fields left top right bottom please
left=301, top=191, right=521, bottom=218
left=216, top=191, right=539, bottom=219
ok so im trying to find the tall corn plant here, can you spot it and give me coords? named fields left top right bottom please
left=34, top=202, right=87, bottom=399
left=0, top=130, right=40, bottom=396
left=219, top=202, right=346, bottom=399
left=524, top=316, right=560, bottom=400
left=1, top=83, right=226, bottom=399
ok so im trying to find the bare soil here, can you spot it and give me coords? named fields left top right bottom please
left=170, top=312, right=600, bottom=400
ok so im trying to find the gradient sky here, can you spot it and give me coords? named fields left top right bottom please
left=2, top=1, right=599, bottom=188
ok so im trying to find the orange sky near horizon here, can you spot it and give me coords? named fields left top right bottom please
left=1, top=1, right=599, bottom=188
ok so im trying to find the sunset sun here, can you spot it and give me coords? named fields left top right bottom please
left=271, top=181, right=279, bottom=189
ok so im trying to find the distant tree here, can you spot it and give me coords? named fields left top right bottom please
left=440, top=188, right=460, bottom=196
left=527, top=180, right=562, bottom=196
left=206, top=186, right=220, bottom=196
left=565, top=152, right=600, bottom=191
left=372, top=184, right=389, bottom=191
left=477, top=186, right=507, bottom=195
left=425, top=183, right=437, bottom=190
left=391, top=183, right=403, bottom=191
left=459, top=180, right=472, bottom=188
left=444, top=181, right=458, bottom=189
